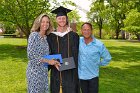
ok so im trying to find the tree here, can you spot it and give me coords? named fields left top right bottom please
left=61, top=0, right=81, bottom=23
left=88, top=0, right=105, bottom=39
left=105, top=0, right=140, bottom=39
left=0, top=0, right=81, bottom=39
left=123, top=9, right=140, bottom=40
left=105, top=0, right=129, bottom=39
left=0, top=0, right=51, bottom=39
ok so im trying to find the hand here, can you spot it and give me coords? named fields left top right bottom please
left=54, top=62, right=61, bottom=70
left=48, top=60, right=61, bottom=70
left=41, top=59, right=61, bottom=70
left=47, top=59, right=58, bottom=65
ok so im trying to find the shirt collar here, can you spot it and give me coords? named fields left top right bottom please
left=82, top=36, right=96, bottom=44
left=91, top=36, right=96, bottom=43
left=51, top=27, right=71, bottom=37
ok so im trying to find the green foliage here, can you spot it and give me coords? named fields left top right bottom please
left=105, top=0, right=129, bottom=39
left=123, top=9, right=140, bottom=30
left=104, top=34, right=112, bottom=39
left=4, top=23, right=16, bottom=34
left=68, top=10, right=81, bottom=23
left=87, top=0, right=106, bottom=38
left=61, top=0, right=81, bottom=23
left=76, top=22, right=85, bottom=35
left=88, top=0, right=140, bottom=39
left=123, top=9, right=140, bottom=40
left=4, top=30, right=15, bottom=34
left=0, top=0, right=80, bottom=38
left=0, top=0, right=51, bottom=38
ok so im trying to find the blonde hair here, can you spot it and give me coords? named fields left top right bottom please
left=31, top=13, right=53, bottom=35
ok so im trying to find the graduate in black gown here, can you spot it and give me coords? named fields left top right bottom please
left=47, top=6, right=80, bottom=93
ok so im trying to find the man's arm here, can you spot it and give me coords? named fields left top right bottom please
left=99, top=44, right=112, bottom=66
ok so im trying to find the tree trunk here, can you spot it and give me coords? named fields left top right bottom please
left=99, top=27, right=102, bottom=39
left=121, top=30, right=125, bottom=39
left=115, top=23, right=121, bottom=39
left=115, top=29, right=120, bottom=39
left=18, top=28, right=30, bottom=40
left=98, top=17, right=103, bottom=39
left=136, top=34, right=140, bottom=41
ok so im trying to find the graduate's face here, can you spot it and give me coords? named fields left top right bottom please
left=40, top=16, right=50, bottom=32
left=81, top=24, right=92, bottom=39
left=56, top=16, right=67, bottom=27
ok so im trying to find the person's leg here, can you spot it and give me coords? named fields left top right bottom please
left=89, top=77, right=99, bottom=93
left=80, top=79, right=89, bottom=93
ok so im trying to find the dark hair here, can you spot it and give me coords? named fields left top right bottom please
left=81, top=22, right=93, bottom=30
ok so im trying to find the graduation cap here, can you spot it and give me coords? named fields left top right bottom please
left=51, top=6, right=72, bottom=17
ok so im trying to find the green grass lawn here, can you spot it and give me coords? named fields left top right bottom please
left=0, top=38, right=140, bottom=93
left=0, top=38, right=27, bottom=93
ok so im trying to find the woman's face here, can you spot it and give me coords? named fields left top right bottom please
left=40, top=16, right=50, bottom=32
left=56, top=16, right=67, bottom=27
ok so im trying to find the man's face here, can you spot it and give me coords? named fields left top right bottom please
left=56, top=16, right=67, bottom=27
left=81, top=24, right=92, bottom=39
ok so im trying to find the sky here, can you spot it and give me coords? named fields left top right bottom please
left=56, top=0, right=91, bottom=22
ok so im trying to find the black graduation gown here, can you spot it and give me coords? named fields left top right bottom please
left=47, top=31, right=80, bottom=93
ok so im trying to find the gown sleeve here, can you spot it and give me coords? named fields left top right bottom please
left=47, top=34, right=52, bottom=54
left=47, top=33, right=54, bottom=70
left=71, top=32, right=79, bottom=68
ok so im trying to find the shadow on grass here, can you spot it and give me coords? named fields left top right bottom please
left=99, top=65, right=140, bottom=93
left=117, top=40, right=140, bottom=43
left=0, top=44, right=27, bottom=62
left=108, top=46, right=140, bottom=63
